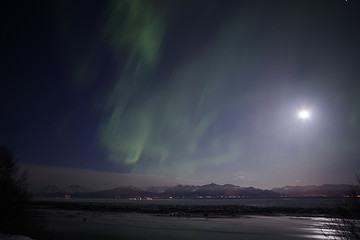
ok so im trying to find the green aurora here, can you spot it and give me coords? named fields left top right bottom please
left=93, top=1, right=360, bottom=183
left=2, top=0, right=359, bottom=187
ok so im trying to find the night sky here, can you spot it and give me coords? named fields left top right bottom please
left=1, top=0, right=360, bottom=190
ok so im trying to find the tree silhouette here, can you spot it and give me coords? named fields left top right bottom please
left=334, top=176, right=360, bottom=240
left=325, top=176, right=360, bottom=240
left=0, top=146, right=32, bottom=235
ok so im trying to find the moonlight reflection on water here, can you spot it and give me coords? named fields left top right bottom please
left=39, top=209, right=341, bottom=240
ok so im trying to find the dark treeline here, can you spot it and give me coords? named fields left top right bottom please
left=0, top=146, right=46, bottom=239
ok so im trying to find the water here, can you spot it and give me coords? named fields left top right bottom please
left=35, top=197, right=340, bottom=209
left=38, top=210, right=340, bottom=240
left=33, top=198, right=343, bottom=239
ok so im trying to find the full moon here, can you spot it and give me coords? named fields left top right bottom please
left=297, top=109, right=311, bottom=120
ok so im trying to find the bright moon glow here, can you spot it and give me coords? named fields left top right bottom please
left=297, top=109, right=311, bottom=120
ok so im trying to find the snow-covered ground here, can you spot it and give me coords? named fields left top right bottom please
left=33, top=208, right=341, bottom=240
left=0, top=235, right=33, bottom=240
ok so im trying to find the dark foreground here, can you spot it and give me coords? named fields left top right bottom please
left=28, top=199, right=343, bottom=240
left=35, top=209, right=339, bottom=240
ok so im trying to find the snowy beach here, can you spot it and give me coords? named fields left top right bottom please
left=30, top=199, right=342, bottom=240
left=39, top=209, right=338, bottom=240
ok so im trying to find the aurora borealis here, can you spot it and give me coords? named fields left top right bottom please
left=1, top=0, right=360, bottom=189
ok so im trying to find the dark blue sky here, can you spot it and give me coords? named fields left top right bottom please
left=1, top=0, right=360, bottom=189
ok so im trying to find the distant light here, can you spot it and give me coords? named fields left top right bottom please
left=297, top=109, right=311, bottom=120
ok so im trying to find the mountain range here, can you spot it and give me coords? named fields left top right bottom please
left=272, top=184, right=352, bottom=197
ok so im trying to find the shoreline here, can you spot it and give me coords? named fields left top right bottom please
left=28, top=200, right=343, bottom=240
left=31, top=200, right=337, bottom=218
left=36, top=207, right=339, bottom=240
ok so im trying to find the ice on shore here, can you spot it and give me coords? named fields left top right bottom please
left=39, top=208, right=337, bottom=240
left=0, top=234, right=33, bottom=240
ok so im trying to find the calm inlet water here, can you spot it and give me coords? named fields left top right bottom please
left=34, top=198, right=342, bottom=240
left=41, top=210, right=339, bottom=240
left=36, top=197, right=340, bottom=208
